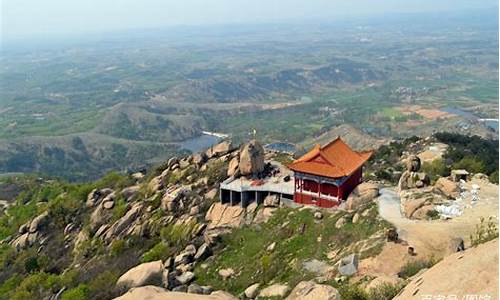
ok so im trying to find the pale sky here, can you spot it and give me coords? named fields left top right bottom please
left=1, top=0, right=497, bottom=39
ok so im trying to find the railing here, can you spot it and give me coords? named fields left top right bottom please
left=299, top=190, right=339, bottom=201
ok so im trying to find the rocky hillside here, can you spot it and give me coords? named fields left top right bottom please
left=0, top=134, right=498, bottom=300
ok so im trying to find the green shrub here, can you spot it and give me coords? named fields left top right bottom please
left=24, top=256, right=40, bottom=273
left=452, top=157, right=486, bottom=174
left=160, top=220, right=197, bottom=248
left=368, top=282, right=405, bottom=300
left=398, top=258, right=436, bottom=279
left=111, top=198, right=128, bottom=222
left=422, top=159, right=450, bottom=182
left=141, top=242, right=170, bottom=263
left=86, top=270, right=119, bottom=300
left=61, top=284, right=89, bottom=300
left=426, top=209, right=440, bottom=220
left=470, top=217, right=498, bottom=246
left=109, top=239, right=127, bottom=257
left=489, top=170, right=499, bottom=184
left=338, top=285, right=369, bottom=300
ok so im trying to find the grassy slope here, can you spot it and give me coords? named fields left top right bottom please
left=195, top=204, right=391, bottom=295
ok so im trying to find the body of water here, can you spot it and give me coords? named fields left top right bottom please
left=265, top=142, right=296, bottom=154
left=179, top=134, right=222, bottom=153
left=441, top=106, right=499, bottom=132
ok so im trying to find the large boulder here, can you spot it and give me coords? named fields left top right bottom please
left=345, top=182, right=379, bottom=210
left=258, top=284, right=291, bottom=298
left=227, top=157, right=240, bottom=177
left=104, top=202, right=144, bottom=241
left=116, top=261, right=165, bottom=290
left=28, top=211, right=49, bottom=233
left=400, top=194, right=428, bottom=218
left=86, top=188, right=113, bottom=207
left=434, top=177, right=460, bottom=199
left=398, top=170, right=430, bottom=191
left=121, top=185, right=141, bottom=200
left=244, top=283, right=260, bottom=299
left=406, top=155, right=421, bottom=172
left=286, top=281, right=341, bottom=300
left=239, top=140, right=265, bottom=176
left=113, top=286, right=237, bottom=300
left=207, top=141, right=234, bottom=159
left=205, top=203, right=245, bottom=228
left=399, top=186, right=445, bottom=220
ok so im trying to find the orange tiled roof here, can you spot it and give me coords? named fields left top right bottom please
left=288, top=137, right=373, bottom=178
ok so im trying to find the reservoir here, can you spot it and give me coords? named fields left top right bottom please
left=179, top=134, right=222, bottom=153
left=441, top=106, right=499, bottom=132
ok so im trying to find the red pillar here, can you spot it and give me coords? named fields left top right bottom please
left=294, top=176, right=297, bottom=203
left=318, top=180, right=321, bottom=207
left=300, top=178, right=303, bottom=203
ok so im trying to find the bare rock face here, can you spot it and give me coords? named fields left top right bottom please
left=121, top=185, right=141, bottom=201
left=238, top=140, right=265, bottom=177
left=227, top=157, right=240, bottom=177
left=104, top=202, right=144, bottom=241
left=205, top=203, right=245, bottom=228
left=116, top=261, right=165, bottom=291
left=263, top=194, right=280, bottom=207
left=345, top=182, right=379, bottom=210
left=86, top=188, right=114, bottom=207
left=398, top=171, right=430, bottom=191
left=398, top=155, right=432, bottom=191
left=394, top=239, right=498, bottom=300
left=399, top=187, right=443, bottom=220
left=406, top=155, right=421, bottom=172
left=434, top=177, right=460, bottom=199
left=286, top=281, right=341, bottom=300
left=28, top=211, right=49, bottom=233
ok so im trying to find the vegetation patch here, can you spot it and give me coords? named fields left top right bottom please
left=195, top=205, right=390, bottom=295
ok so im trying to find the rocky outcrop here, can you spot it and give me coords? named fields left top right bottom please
left=434, top=177, right=460, bottom=199
left=116, top=260, right=166, bottom=291
left=395, top=239, right=498, bottom=299
left=345, top=182, right=379, bottom=210
left=227, top=157, right=239, bottom=177
left=398, top=155, right=430, bottom=191
left=86, top=188, right=114, bottom=207
left=263, top=194, right=280, bottom=207
left=10, top=211, right=49, bottom=250
left=405, top=155, right=421, bottom=172
left=113, top=286, right=237, bottom=300
left=104, top=202, right=144, bottom=241
left=286, top=281, right=341, bottom=300
left=121, top=185, right=140, bottom=200
left=206, top=141, right=234, bottom=159
left=238, top=140, right=265, bottom=177
left=205, top=203, right=245, bottom=228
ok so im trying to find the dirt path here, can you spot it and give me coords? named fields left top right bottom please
left=358, top=180, right=499, bottom=278
left=378, top=180, right=498, bottom=256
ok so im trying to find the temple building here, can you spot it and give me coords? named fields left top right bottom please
left=288, top=137, right=373, bottom=208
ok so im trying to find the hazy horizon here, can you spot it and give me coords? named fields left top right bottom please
left=2, top=0, right=498, bottom=41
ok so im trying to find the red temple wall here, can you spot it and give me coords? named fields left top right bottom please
left=293, top=193, right=339, bottom=208
left=293, top=166, right=364, bottom=207
left=340, top=167, right=362, bottom=199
